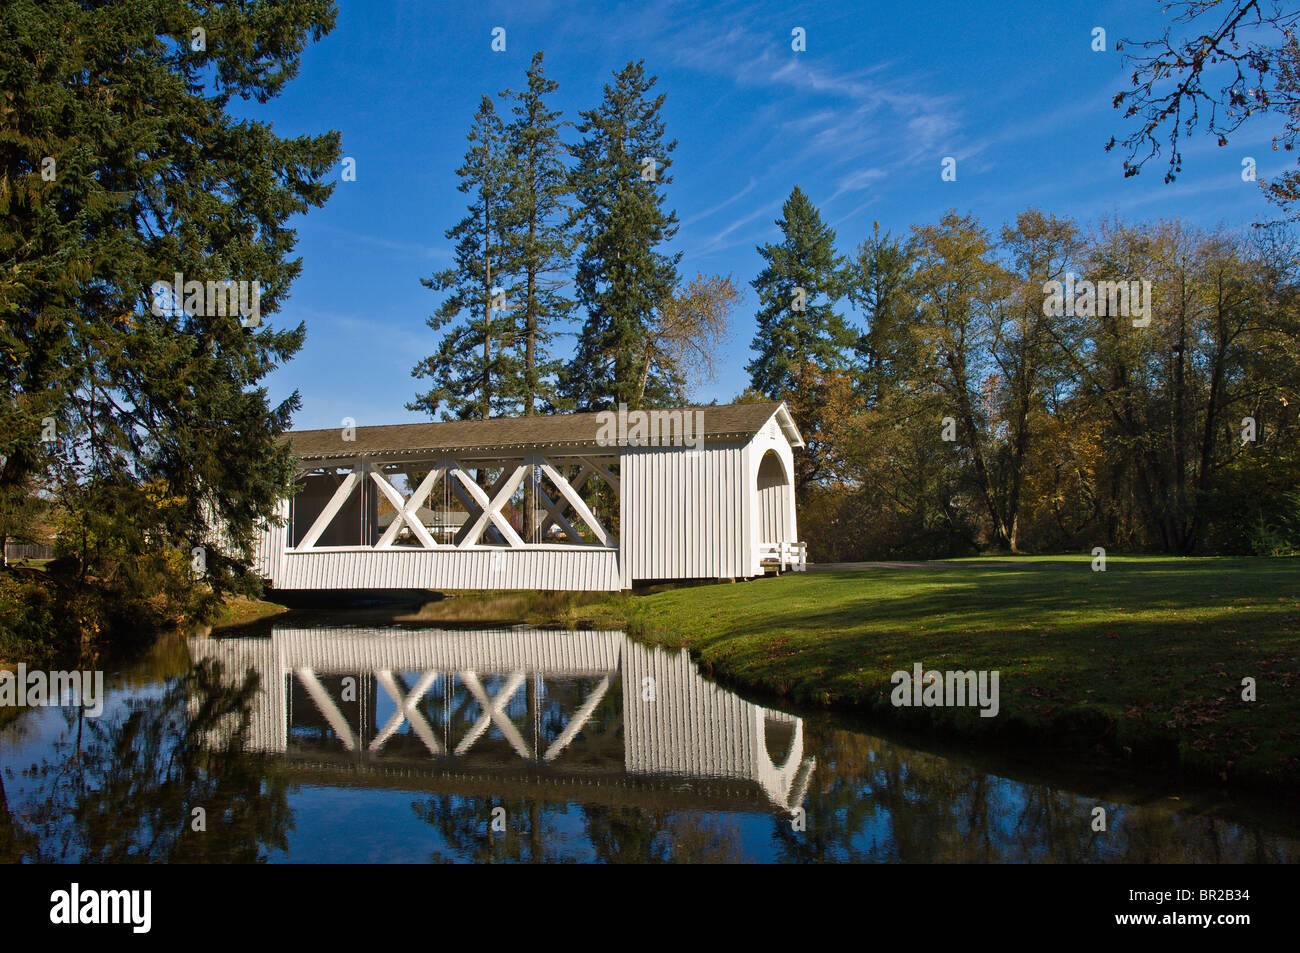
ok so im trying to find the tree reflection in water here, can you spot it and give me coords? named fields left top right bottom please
left=769, top=728, right=1298, bottom=863
left=409, top=797, right=747, bottom=864
left=403, top=727, right=1296, bottom=863
left=2, top=661, right=291, bottom=863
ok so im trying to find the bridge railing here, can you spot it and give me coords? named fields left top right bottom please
left=758, top=540, right=807, bottom=572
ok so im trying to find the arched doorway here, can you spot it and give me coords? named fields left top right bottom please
left=756, top=449, right=792, bottom=546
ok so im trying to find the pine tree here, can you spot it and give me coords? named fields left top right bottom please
left=849, top=222, right=914, bottom=404
left=747, top=186, right=854, bottom=398
left=747, top=186, right=853, bottom=488
left=561, top=61, right=681, bottom=411
left=410, top=95, right=521, bottom=420
left=0, top=0, right=340, bottom=606
left=501, top=52, right=574, bottom=416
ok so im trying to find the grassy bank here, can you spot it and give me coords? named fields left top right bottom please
left=207, top=595, right=294, bottom=631
left=205, top=588, right=630, bottom=634
left=573, top=556, right=1300, bottom=790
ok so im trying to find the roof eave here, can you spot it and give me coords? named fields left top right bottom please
left=773, top=402, right=805, bottom=448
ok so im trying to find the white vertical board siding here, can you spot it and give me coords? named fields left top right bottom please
left=621, top=442, right=746, bottom=581
left=622, top=640, right=753, bottom=777
left=208, top=498, right=286, bottom=584
left=188, top=634, right=285, bottom=754
left=619, top=457, right=633, bottom=589
left=270, top=546, right=620, bottom=591
left=621, top=640, right=811, bottom=807
left=254, top=499, right=290, bottom=582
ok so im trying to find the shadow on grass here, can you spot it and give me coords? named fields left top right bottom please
left=626, top=560, right=1300, bottom=789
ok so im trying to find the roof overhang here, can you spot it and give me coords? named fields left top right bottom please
left=771, top=402, right=805, bottom=448
left=282, top=400, right=802, bottom=462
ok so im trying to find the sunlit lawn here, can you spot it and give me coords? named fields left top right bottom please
left=584, top=556, right=1300, bottom=787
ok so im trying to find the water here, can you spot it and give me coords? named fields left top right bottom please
left=2, top=623, right=1295, bottom=863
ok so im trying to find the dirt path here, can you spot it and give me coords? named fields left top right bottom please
left=807, top=559, right=1070, bottom=571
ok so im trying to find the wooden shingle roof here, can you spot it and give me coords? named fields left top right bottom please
left=283, top=400, right=802, bottom=461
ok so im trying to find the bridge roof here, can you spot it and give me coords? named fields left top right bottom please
left=283, top=400, right=802, bottom=461
left=278, top=754, right=788, bottom=814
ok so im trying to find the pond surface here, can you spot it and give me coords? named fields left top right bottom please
left=2, top=622, right=1296, bottom=863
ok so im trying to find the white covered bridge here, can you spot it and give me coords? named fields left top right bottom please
left=252, top=400, right=806, bottom=592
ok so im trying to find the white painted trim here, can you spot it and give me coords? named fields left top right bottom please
left=543, top=674, right=611, bottom=762
left=456, top=671, right=529, bottom=758
left=537, top=463, right=590, bottom=538
left=297, top=464, right=362, bottom=551
left=446, top=459, right=518, bottom=546
left=453, top=460, right=527, bottom=548
left=529, top=481, right=584, bottom=544
left=538, top=460, right=610, bottom=547
left=295, top=668, right=357, bottom=751
left=370, top=465, right=441, bottom=550
left=371, top=670, right=442, bottom=754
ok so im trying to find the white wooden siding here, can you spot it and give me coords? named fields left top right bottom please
left=270, top=545, right=620, bottom=591
left=254, top=500, right=289, bottom=581
left=622, top=639, right=811, bottom=805
left=621, top=442, right=746, bottom=581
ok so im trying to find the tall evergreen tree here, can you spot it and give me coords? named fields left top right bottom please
left=849, top=222, right=914, bottom=404
left=561, top=61, right=681, bottom=411
left=0, top=0, right=340, bottom=609
left=501, top=52, right=574, bottom=416
left=748, top=186, right=853, bottom=488
left=410, top=95, right=520, bottom=420
left=748, top=186, right=853, bottom=397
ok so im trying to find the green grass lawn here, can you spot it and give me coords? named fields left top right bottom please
left=574, top=556, right=1300, bottom=789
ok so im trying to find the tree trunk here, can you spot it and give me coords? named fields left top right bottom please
left=482, top=169, right=493, bottom=419
left=526, top=205, right=537, bottom=416
left=950, top=353, right=1011, bottom=550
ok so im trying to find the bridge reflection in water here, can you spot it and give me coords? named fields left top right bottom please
left=189, top=627, right=816, bottom=815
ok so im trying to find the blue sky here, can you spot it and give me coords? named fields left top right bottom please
left=242, top=0, right=1289, bottom=429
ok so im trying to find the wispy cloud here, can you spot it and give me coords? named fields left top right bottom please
left=688, top=198, right=784, bottom=257
left=830, top=166, right=888, bottom=200
left=675, top=21, right=955, bottom=131
left=832, top=194, right=882, bottom=232
left=317, top=223, right=449, bottom=262
left=681, top=177, right=759, bottom=226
